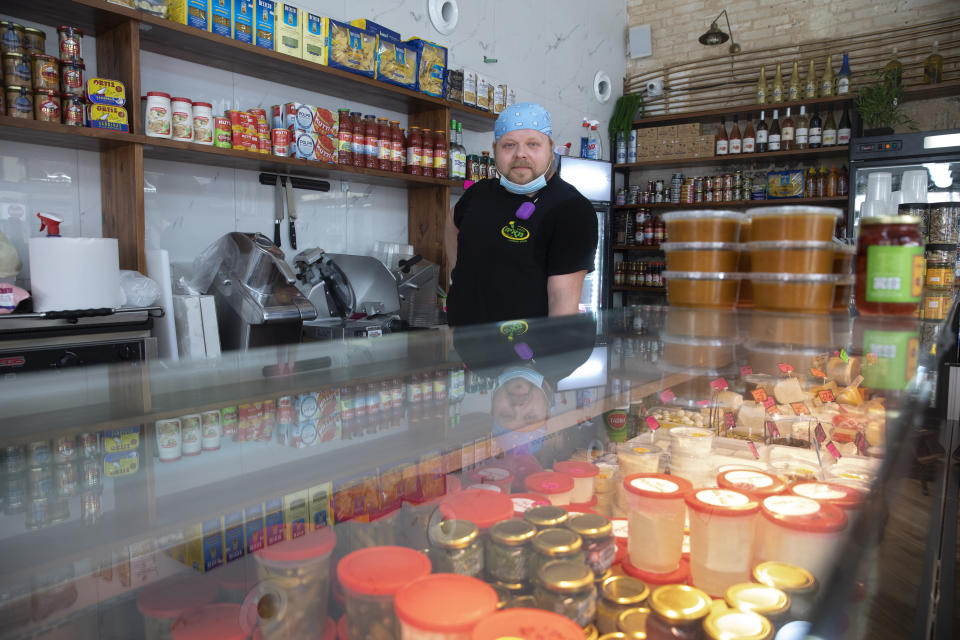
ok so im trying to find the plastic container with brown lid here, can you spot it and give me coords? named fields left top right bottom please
left=665, top=307, right=741, bottom=339
left=747, top=311, right=834, bottom=347
left=663, top=271, right=743, bottom=309
left=662, top=210, right=745, bottom=243
left=661, top=242, right=742, bottom=272
left=661, top=334, right=740, bottom=369
left=747, top=240, right=836, bottom=274
left=746, top=206, right=843, bottom=242
left=748, top=272, right=843, bottom=314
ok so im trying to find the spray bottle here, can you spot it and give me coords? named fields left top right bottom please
left=579, top=118, right=590, bottom=158
left=587, top=121, right=602, bottom=160
left=38, top=213, right=63, bottom=237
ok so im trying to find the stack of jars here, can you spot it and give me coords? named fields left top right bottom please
left=614, top=261, right=665, bottom=289
left=466, top=151, right=498, bottom=182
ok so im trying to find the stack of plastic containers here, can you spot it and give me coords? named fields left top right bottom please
left=661, top=210, right=745, bottom=308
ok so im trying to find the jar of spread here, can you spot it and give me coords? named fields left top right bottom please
left=336, top=108, right=352, bottom=164
left=724, top=583, right=791, bottom=629
left=145, top=92, right=172, bottom=138
left=57, top=26, right=83, bottom=62
left=6, top=85, right=33, bottom=119
left=486, top=518, right=536, bottom=583
left=363, top=115, right=378, bottom=169
left=33, top=89, right=60, bottom=122
left=395, top=573, right=498, bottom=640
left=524, top=504, right=569, bottom=531
left=192, top=101, right=214, bottom=145
left=1, top=22, right=26, bottom=55
left=421, top=128, right=435, bottom=177
left=376, top=117, right=391, bottom=171
left=646, top=585, right=712, bottom=640
left=533, top=559, right=598, bottom=627
left=926, top=205, right=959, bottom=244
left=390, top=120, right=403, bottom=172
left=30, top=54, right=58, bottom=91
left=702, top=608, right=773, bottom=640
left=753, top=562, right=818, bottom=622
left=170, top=97, right=193, bottom=141
left=434, top=130, right=448, bottom=179
left=4, top=52, right=31, bottom=86
left=22, top=27, right=44, bottom=55
left=855, top=215, right=924, bottom=316
left=531, top=527, right=585, bottom=581
left=596, top=575, right=649, bottom=634
left=617, top=607, right=651, bottom=638
left=428, top=519, right=484, bottom=578
left=59, top=59, right=84, bottom=96
left=566, top=513, right=616, bottom=577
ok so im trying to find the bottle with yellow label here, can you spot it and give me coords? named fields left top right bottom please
left=804, top=59, right=818, bottom=99
left=772, top=62, right=785, bottom=103
left=820, top=54, right=835, bottom=97
left=756, top=65, right=767, bottom=105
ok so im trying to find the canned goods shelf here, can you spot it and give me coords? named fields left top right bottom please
left=0, top=113, right=132, bottom=151
left=612, top=244, right=663, bottom=252
left=615, top=145, right=849, bottom=170
left=611, top=196, right=848, bottom=210
left=613, top=286, right=667, bottom=293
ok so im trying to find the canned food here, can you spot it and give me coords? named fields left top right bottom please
left=156, top=418, right=182, bottom=462
left=27, top=441, right=52, bottom=467
left=57, top=26, right=83, bottom=62
left=53, top=463, right=78, bottom=498
left=81, top=458, right=102, bottom=493
left=214, top=117, right=232, bottom=148
left=6, top=85, right=32, bottom=118
left=34, top=90, right=60, bottom=122
left=30, top=54, right=58, bottom=90
left=27, top=466, right=52, bottom=500
left=53, top=436, right=76, bottom=465
left=3, top=52, right=31, bottom=86
left=705, top=190, right=715, bottom=202
left=1, top=22, right=25, bottom=55
left=81, top=492, right=102, bottom=524
left=77, top=433, right=99, bottom=458
left=180, top=414, right=202, bottom=456
left=61, top=93, right=84, bottom=126
left=5, top=474, right=26, bottom=513
left=724, top=187, right=735, bottom=201
left=60, top=60, right=84, bottom=96
left=22, top=27, right=45, bottom=55
left=248, top=107, right=268, bottom=126
left=712, top=175, right=723, bottom=191
left=26, top=498, right=50, bottom=530
left=655, top=180, right=664, bottom=193
left=3, top=445, right=26, bottom=474
left=722, top=174, right=734, bottom=189
left=733, top=171, right=743, bottom=189
left=271, top=128, right=290, bottom=156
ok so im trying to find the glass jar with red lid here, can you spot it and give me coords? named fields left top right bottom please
left=406, top=126, right=422, bottom=175
left=337, top=108, right=352, bottom=165
left=363, top=115, right=378, bottom=169
left=855, top=215, right=924, bottom=316
left=421, top=128, right=435, bottom=177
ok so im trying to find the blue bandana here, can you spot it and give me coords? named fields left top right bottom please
left=494, top=102, right=552, bottom=141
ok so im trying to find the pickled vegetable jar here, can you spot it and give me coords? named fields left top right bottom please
left=486, top=518, right=537, bottom=583
left=752, top=562, right=818, bottom=622
left=394, top=573, right=498, bottom=640
left=566, top=513, right=616, bottom=576
left=524, top=504, right=569, bottom=530
left=622, top=474, right=691, bottom=574
left=533, top=559, right=598, bottom=627
left=645, top=585, right=712, bottom=640
left=531, top=527, right=585, bottom=581
left=724, top=583, right=790, bottom=630
left=685, top=488, right=760, bottom=597
left=855, top=216, right=924, bottom=316
left=137, top=573, right=217, bottom=640
left=596, top=575, right=649, bottom=634
left=337, top=545, right=431, bottom=640
left=429, top=519, right=484, bottom=577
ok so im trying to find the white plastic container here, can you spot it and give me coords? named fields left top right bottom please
left=684, top=488, right=760, bottom=597
left=671, top=426, right=715, bottom=458
left=170, top=96, right=193, bottom=141
left=180, top=413, right=202, bottom=456
left=395, top=573, right=498, bottom=640
left=144, top=91, right=172, bottom=138
left=155, top=418, right=181, bottom=462
left=622, top=473, right=692, bottom=574
left=192, top=101, right=213, bottom=145
left=757, top=495, right=848, bottom=585
left=717, top=469, right=786, bottom=499
left=553, top=461, right=599, bottom=503
left=618, top=442, right=662, bottom=476
left=524, top=471, right=575, bottom=506
left=788, top=481, right=864, bottom=512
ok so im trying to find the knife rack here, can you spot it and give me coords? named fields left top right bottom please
left=258, top=173, right=331, bottom=192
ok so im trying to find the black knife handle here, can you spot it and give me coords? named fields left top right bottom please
left=274, top=221, right=281, bottom=247
left=289, top=221, right=297, bottom=250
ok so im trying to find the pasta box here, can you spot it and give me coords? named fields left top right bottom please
left=168, top=0, right=210, bottom=30
left=211, top=0, right=232, bottom=38
left=349, top=18, right=401, bottom=41
left=376, top=35, right=417, bottom=90
left=244, top=504, right=266, bottom=553
left=233, top=0, right=254, bottom=44
left=766, top=170, right=805, bottom=199
left=223, top=509, right=245, bottom=562
left=276, top=2, right=302, bottom=57
left=326, top=19, right=376, bottom=78
left=254, top=0, right=276, bottom=50
left=303, top=12, right=328, bottom=64
left=405, top=38, right=447, bottom=97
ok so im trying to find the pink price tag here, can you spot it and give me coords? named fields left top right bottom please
left=826, top=441, right=842, bottom=460
left=740, top=365, right=754, bottom=377
left=765, top=420, right=780, bottom=438
left=710, top=377, right=729, bottom=391
left=696, top=399, right=710, bottom=407
left=748, top=441, right=760, bottom=459
left=777, top=362, right=794, bottom=374
left=818, top=389, right=836, bottom=403
left=855, top=432, right=867, bottom=455
left=724, top=412, right=736, bottom=431
left=646, top=416, right=660, bottom=431
left=762, top=397, right=775, bottom=410
left=815, top=423, right=827, bottom=444
left=659, top=389, right=676, bottom=404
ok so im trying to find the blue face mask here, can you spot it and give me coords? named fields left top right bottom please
left=500, top=169, right=548, bottom=195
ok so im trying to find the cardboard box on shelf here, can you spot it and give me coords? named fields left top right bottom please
left=656, top=125, right=679, bottom=140
left=168, top=0, right=210, bottom=30
left=699, top=135, right=716, bottom=157
left=254, top=0, right=276, bottom=50
left=678, top=122, right=701, bottom=137
left=234, top=0, right=254, bottom=44
left=303, top=12, right=328, bottom=64
left=635, top=128, right=656, bottom=142
left=211, top=1, right=232, bottom=37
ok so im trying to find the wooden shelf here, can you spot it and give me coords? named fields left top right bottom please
left=612, top=244, right=663, bottom=251
left=613, top=286, right=667, bottom=293
left=0, top=115, right=135, bottom=151
left=633, top=95, right=854, bottom=127
left=612, top=197, right=848, bottom=210
left=616, top=145, right=849, bottom=170
left=900, top=78, right=960, bottom=102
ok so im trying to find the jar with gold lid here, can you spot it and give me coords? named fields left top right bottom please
left=598, top=633, right=629, bottom=640
left=490, top=577, right=527, bottom=609
left=524, top=504, right=569, bottom=530
left=531, top=527, right=584, bottom=580
left=617, top=607, right=650, bottom=639
left=752, top=562, right=817, bottom=621
left=703, top=608, right=773, bottom=640
left=428, top=519, right=483, bottom=577
left=534, top=559, right=597, bottom=627
left=596, top=575, right=649, bottom=634
left=724, top=583, right=790, bottom=629
left=486, top=518, right=537, bottom=583
left=584, top=623, right=600, bottom=640
left=567, top=513, right=617, bottom=576
left=646, top=584, right=712, bottom=640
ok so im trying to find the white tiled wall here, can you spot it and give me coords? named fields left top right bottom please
left=3, top=1, right=626, bottom=284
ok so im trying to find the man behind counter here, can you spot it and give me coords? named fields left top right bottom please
left=444, top=102, right=599, bottom=326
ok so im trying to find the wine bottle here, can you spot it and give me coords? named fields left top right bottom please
left=923, top=41, right=943, bottom=84
left=757, top=65, right=767, bottom=105
left=781, top=107, right=795, bottom=151
left=756, top=111, right=768, bottom=153
left=716, top=116, right=729, bottom=155
left=795, top=105, right=809, bottom=149
left=820, top=54, right=835, bottom=97
left=729, top=115, right=742, bottom=154
left=837, top=105, right=852, bottom=145
left=772, top=62, right=785, bottom=103
left=822, top=110, right=838, bottom=147
left=742, top=113, right=756, bottom=153
left=788, top=59, right=802, bottom=101
left=804, top=59, right=818, bottom=99
left=836, top=52, right=851, bottom=95
left=808, top=109, right=822, bottom=148
left=768, top=109, right=782, bottom=152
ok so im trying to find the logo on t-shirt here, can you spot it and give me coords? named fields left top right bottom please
left=501, top=220, right=530, bottom=243
left=498, top=320, right=529, bottom=340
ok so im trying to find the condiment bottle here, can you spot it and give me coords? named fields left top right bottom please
left=645, top=585, right=712, bottom=640
left=364, top=115, right=378, bottom=169
left=481, top=151, right=493, bottom=179
left=855, top=215, right=924, bottom=316
left=406, top=126, right=422, bottom=175
left=337, top=108, right=352, bottom=165
left=390, top=121, right=403, bottom=172
left=826, top=167, right=839, bottom=197
left=434, top=130, right=448, bottom=179
left=923, top=41, right=943, bottom=84
left=377, top=117, right=391, bottom=171
left=351, top=112, right=364, bottom=168
left=716, top=117, right=729, bottom=155
left=421, top=128, right=434, bottom=177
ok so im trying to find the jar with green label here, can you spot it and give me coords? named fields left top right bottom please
left=428, top=519, right=484, bottom=577
left=486, top=518, right=537, bottom=583
left=855, top=216, right=923, bottom=316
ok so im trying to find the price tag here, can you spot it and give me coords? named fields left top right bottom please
left=751, top=388, right=769, bottom=403
left=810, top=368, right=827, bottom=379
left=855, top=431, right=868, bottom=455
left=766, top=404, right=781, bottom=416
left=740, top=366, right=754, bottom=377
left=659, top=389, right=676, bottom=404
left=826, top=441, right=842, bottom=460
left=748, top=442, right=760, bottom=459
left=818, top=389, right=836, bottom=403
left=646, top=416, right=660, bottom=431
left=815, top=423, right=827, bottom=444
left=696, top=399, right=711, bottom=407
left=765, top=420, right=781, bottom=438
left=790, top=402, right=811, bottom=415
left=710, top=377, right=729, bottom=391
left=777, top=362, right=795, bottom=374
left=724, top=412, right=736, bottom=431
left=840, top=348, right=849, bottom=363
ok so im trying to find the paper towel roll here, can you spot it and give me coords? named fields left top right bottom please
left=29, top=237, right=122, bottom=312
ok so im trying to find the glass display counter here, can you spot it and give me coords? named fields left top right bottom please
left=0, top=304, right=956, bottom=640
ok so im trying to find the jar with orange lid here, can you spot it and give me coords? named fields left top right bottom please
left=472, top=606, right=585, bottom=640
left=855, top=215, right=924, bottom=316
left=645, top=585, right=712, bottom=640
left=395, top=573, right=498, bottom=640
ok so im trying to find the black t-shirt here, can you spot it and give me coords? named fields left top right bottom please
left=447, top=174, right=598, bottom=326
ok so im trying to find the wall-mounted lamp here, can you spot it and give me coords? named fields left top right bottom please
left=699, top=9, right=741, bottom=55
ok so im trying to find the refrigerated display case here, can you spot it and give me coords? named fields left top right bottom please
left=558, top=156, right=612, bottom=312
left=0, top=303, right=957, bottom=639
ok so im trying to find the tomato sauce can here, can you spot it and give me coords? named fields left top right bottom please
left=271, top=128, right=290, bottom=155
left=214, top=117, right=232, bottom=148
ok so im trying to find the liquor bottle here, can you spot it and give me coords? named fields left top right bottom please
left=884, top=48, right=903, bottom=85
left=795, top=105, right=809, bottom=149
left=786, top=59, right=801, bottom=102
left=742, top=113, right=756, bottom=153
left=729, top=115, right=742, bottom=154
left=808, top=109, right=823, bottom=148
left=768, top=110, right=782, bottom=152
left=804, top=167, right=816, bottom=198
left=804, top=59, right=818, bottom=99
left=449, top=120, right=461, bottom=178
left=837, top=104, right=852, bottom=145
left=836, top=52, right=851, bottom=95
left=838, top=165, right=849, bottom=196
left=781, top=107, right=795, bottom=151
left=716, top=116, right=729, bottom=155
left=757, top=65, right=767, bottom=105
left=923, top=41, right=943, bottom=84
left=756, top=110, right=769, bottom=153
left=820, top=54, right=835, bottom=98
left=772, top=62, right=785, bottom=103
left=826, top=167, right=839, bottom=197
left=817, top=167, right=828, bottom=197
left=822, top=110, right=838, bottom=147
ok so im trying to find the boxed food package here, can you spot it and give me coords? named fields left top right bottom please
left=87, top=104, right=129, bottom=132
left=699, top=135, right=715, bottom=157
left=244, top=504, right=266, bottom=553
left=276, top=2, right=303, bottom=57
left=234, top=0, right=254, bottom=44
left=168, top=0, right=210, bottom=30
left=308, top=482, right=333, bottom=530
left=476, top=74, right=490, bottom=110
left=462, top=68, right=478, bottom=106
left=254, top=0, right=276, bottom=50
left=767, top=170, right=805, bottom=198
left=283, top=489, right=308, bottom=539
left=376, top=35, right=418, bottom=90
left=326, top=19, right=377, bottom=78
left=303, top=12, right=328, bottom=64
left=87, top=77, right=126, bottom=106
left=349, top=18, right=401, bottom=41
left=656, top=125, right=678, bottom=140
left=406, top=38, right=447, bottom=97
left=312, top=107, right=336, bottom=136
left=446, top=68, right=464, bottom=102
left=223, top=509, right=245, bottom=562
left=276, top=102, right=314, bottom=131
left=211, top=0, right=232, bottom=37
left=264, top=497, right=284, bottom=545
left=678, top=122, right=701, bottom=136
left=315, top=133, right=337, bottom=163
left=185, top=518, right=224, bottom=572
